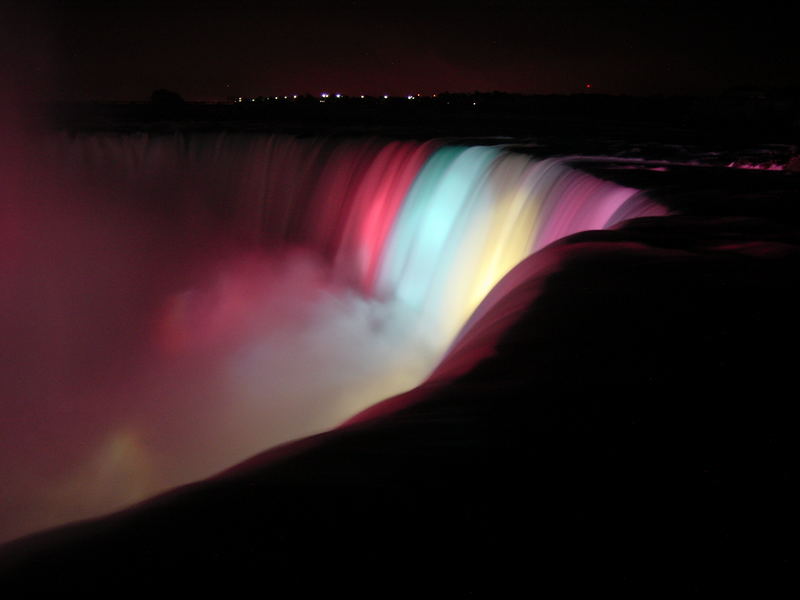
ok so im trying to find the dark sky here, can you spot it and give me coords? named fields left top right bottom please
left=15, top=0, right=800, bottom=101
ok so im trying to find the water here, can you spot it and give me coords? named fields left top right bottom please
left=0, top=132, right=664, bottom=543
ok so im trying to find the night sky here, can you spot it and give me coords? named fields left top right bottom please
left=11, top=1, right=800, bottom=101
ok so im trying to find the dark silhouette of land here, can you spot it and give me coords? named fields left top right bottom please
left=51, top=90, right=800, bottom=146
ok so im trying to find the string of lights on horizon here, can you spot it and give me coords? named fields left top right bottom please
left=231, top=88, right=594, bottom=104
left=235, top=92, right=440, bottom=103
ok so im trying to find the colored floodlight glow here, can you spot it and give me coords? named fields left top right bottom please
left=321, top=92, right=329, bottom=98
left=335, top=93, right=342, bottom=98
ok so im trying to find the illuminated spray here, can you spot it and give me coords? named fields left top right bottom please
left=0, top=133, right=664, bottom=543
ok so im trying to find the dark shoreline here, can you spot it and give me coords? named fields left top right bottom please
left=49, top=92, right=800, bottom=144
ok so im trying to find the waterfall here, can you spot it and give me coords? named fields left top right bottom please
left=50, top=132, right=661, bottom=344
left=0, top=132, right=664, bottom=544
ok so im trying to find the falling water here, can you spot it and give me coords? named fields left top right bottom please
left=0, top=132, right=664, bottom=543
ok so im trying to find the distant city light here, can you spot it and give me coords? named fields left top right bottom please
left=360, top=95, right=365, bottom=99
left=321, top=92, right=329, bottom=98
left=335, top=93, right=342, bottom=98
left=238, top=97, right=242, bottom=102
left=407, top=95, right=413, bottom=100
left=383, top=95, right=389, bottom=99
left=293, top=95, right=298, bottom=99
left=585, top=83, right=592, bottom=89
